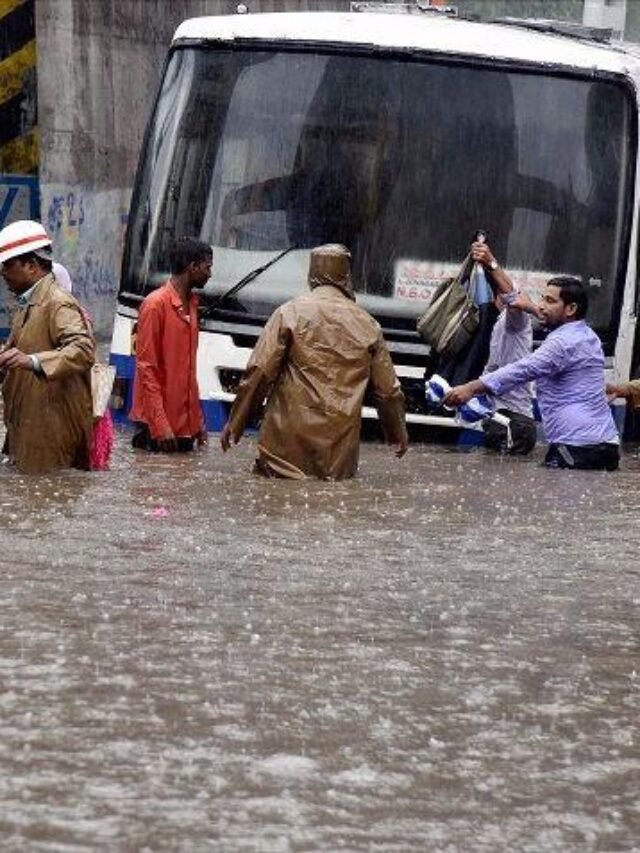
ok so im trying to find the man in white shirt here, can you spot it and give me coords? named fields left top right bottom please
left=463, top=240, right=541, bottom=454
left=52, top=262, right=72, bottom=293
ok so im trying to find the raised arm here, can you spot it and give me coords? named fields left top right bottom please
left=507, top=290, right=543, bottom=322
left=221, top=308, right=290, bottom=451
left=471, top=240, right=514, bottom=300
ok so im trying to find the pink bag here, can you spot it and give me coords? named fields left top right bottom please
left=90, top=409, right=115, bottom=471
left=80, top=306, right=115, bottom=471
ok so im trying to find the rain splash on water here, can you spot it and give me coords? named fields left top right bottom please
left=1, top=432, right=639, bottom=850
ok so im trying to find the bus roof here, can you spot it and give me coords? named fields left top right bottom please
left=173, top=11, right=640, bottom=82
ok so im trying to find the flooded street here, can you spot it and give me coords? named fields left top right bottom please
left=1, top=432, right=639, bottom=851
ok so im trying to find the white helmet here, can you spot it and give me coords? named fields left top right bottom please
left=0, top=220, right=52, bottom=265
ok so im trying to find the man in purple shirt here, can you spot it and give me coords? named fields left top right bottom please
left=444, top=277, right=620, bottom=470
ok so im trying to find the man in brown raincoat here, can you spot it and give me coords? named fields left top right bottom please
left=0, top=220, right=95, bottom=474
left=220, top=243, right=408, bottom=479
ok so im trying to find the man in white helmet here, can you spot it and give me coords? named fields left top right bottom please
left=0, top=220, right=95, bottom=474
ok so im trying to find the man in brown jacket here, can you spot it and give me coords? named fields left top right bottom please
left=220, top=244, right=408, bottom=479
left=0, top=220, right=95, bottom=474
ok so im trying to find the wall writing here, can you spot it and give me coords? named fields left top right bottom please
left=41, top=184, right=131, bottom=338
left=46, top=191, right=85, bottom=233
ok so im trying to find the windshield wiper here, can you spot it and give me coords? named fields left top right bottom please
left=200, top=247, right=294, bottom=315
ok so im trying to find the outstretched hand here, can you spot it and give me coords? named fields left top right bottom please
left=443, top=381, right=478, bottom=408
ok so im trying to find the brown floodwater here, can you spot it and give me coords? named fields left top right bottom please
left=0, top=432, right=639, bottom=851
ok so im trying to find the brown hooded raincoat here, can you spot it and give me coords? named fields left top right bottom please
left=2, top=274, right=95, bottom=474
left=226, top=245, right=407, bottom=479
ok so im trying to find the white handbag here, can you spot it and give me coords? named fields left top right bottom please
left=91, top=363, right=116, bottom=418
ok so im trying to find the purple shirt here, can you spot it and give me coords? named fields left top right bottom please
left=484, top=307, right=533, bottom=417
left=482, top=320, right=619, bottom=446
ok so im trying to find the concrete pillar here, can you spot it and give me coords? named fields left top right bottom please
left=583, top=0, right=627, bottom=38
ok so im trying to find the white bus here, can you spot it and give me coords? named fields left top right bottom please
left=109, top=6, right=639, bottom=437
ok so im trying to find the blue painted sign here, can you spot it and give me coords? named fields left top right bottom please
left=0, top=175, right=40, bottom=338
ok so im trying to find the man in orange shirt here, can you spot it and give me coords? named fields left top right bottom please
left=130, top=237, right=212, bottom=452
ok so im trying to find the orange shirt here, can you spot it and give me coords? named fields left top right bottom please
left=130, top=282, right=204, bottom=439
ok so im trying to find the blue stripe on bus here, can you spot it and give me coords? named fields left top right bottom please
left=111, top=399, right=230, bottom=433
left=109, top=351, right=230, bottom=432
left=109, top=351, right=136, bottom=378
left=203, top=399, right=229, bottom=432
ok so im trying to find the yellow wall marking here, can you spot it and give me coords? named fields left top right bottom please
left=0, top=127, right=38, bottom=174
left=0, top=0, right=24, bottom=23
left=0, top=38, right=36, bottom=105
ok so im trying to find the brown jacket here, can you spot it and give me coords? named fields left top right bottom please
left=227, top=284, right=407, bottom=479
left=2, top=274, right=95, bottom=474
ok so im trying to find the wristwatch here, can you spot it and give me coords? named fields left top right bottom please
left=488, top=259, right=499, bottom=271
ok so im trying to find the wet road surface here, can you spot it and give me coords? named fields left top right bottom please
left=1, top=433, right=639, bottom=851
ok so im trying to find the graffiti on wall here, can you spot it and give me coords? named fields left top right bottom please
left=41, top=184, right=130, bottom=336
left=46, top=191, right=85, bottom=233
left=70, top=252, right=118, bottom=302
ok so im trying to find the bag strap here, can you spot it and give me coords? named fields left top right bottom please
left=455, top=252, right=474, bottom=288
left=467, top=263, right=479, bottom=302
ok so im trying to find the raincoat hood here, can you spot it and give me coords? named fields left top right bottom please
left=308, top=244, right=354, bottom=300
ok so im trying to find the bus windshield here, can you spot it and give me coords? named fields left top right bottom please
left=124, top=45, right=634, bottom=347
